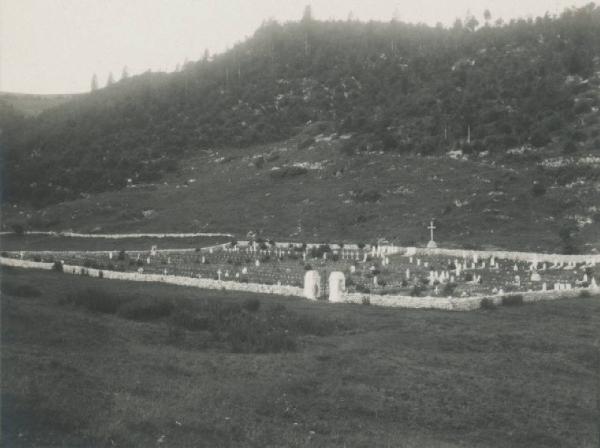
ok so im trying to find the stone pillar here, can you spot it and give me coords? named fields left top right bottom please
left=328, top=271, right=346, bottom=302
left=304, top=270, right=321, bottom=300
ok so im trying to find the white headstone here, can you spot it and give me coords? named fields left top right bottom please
left=217, top=269, right=222, bottom=281
left=530, top=272, right=541, bottom=282
left=255, top=259, right=260, bottom=267
left=328, top=271, right=346, bottom=302
left=350, top=265, right=356, bottom=274
left=242, top=267, right=248, bottom=274
left=304, top=270, right=321, bottom=300
left=108, top=252, right=113, bottom=260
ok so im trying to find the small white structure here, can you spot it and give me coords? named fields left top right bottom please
left=328, top=271, right=346, bottom=302
left=304, top=270, right=321, bottom=300
left=150, top=245, right=158, bottom=256
left=530, top=272, right=541, bottom=282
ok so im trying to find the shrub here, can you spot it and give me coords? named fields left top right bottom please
left=480, top=298, right=496, bottom=309
left=11, top=223, right=25, bottom=235
left=443, top=282, right=458, bottom=296
left=355, top=284, right=370, bottom=294
left=531, top=182, right=546, bottom=196
left=242, top=298, right=261, bottom=312
left=32, top=255, right=42, bottom=262
left=361, top=296, right=371, bottom=305
left=354, top=190, right=381, bottom=203
left=410, top=285, right=423, bottom=297
left=269, top=166, right=308, bottom=179
left=170, top=307, right=211, bottom=331
left=579, top=290, right=591, bottom=298
left=1, top=281, right=42, bottom=298
left=117, top=297, right=174, bottom=321
left=52, top=261, right=63, bottom=272
left=502, top=294, right=524, bottom=306
left=66, top=288, right=123, bottom=314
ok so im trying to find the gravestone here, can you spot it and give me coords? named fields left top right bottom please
left=530, top=272, right=541, bottom=282
left=328, top=272, right=346, bottom=302
left=151, top=245, right=158, bottom=256
left=304, top=271, right=321, bottom=300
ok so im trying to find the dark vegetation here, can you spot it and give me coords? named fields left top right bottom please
left=1, top=266, right=599, bottom=447
left=60, top=284, right=344, bottom=353
left=1, top=5, right=600, bottom=205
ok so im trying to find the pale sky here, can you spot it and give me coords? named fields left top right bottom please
left=0, top=0, right=591, bottom=94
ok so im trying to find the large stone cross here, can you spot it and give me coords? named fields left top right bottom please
left=427, top=220, right=438, bottom=248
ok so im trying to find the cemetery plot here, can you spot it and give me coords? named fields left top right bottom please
left=5, top=242, right=599, bottom=299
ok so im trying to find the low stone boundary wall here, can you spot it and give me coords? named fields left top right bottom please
left=2, top=257, right=597, bottom=311
left=0, top=231, right=233, bottom=238
left=0, top=257, right=303, bottom=297
left=391, top=246, right=600, bottom=264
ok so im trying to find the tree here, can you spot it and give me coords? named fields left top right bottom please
left=106, top=72, right=115, bottom=86
left=302, top=5, right=312, bottom=22
left=483, top=9, right=492, bottom=24
left=90, top=73, right=98, bottom=91
left=121, top=66, right=129, bottom=80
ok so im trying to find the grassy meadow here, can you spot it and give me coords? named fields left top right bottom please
left=0, top=234, right=229, bottom=252
left=1, top=266, right=599, bottom=447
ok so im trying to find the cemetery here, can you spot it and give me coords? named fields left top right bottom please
left=2, top=227, right=599, bottom=309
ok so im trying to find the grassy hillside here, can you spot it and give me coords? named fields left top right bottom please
left=1, top=6, right=599, bottom=206
left=0, top=92, right=79, bottom=117
left=3, top=131, right=599, bottom=253
left=2, top=266, right=599, bottom=447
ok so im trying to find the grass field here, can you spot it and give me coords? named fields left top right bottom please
left=0, top=234, right=229, bottom=252
left=3, top=138, right=600, bottom=253
left=1, top=267, right=599, bottom=447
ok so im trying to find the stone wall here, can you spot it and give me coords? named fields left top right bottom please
left=2, top=256, right=598, bottom=312
left=387, top=246, right=600, bottom=264
left=0, top=231, right=233, bottom=238
left=0, top=256, right=303, bottom=298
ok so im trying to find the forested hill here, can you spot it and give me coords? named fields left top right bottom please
left=1, top=5, right=600, bottom=206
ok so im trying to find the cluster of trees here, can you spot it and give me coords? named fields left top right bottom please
left=1, top=4, right=599, bottom=206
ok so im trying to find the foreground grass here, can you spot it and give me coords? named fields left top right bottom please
left=1, top=267, right=599, bottom=447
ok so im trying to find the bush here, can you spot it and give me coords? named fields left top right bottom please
left=32, top=255, right=42, bottom=262
left=1, top=281, right=42, bottom=298
left=11, top=223, right=25, bottom=235
left=361, top=296, right=371, bottom=305
left=443, top=282, right=457, bottom=296
left=117, top=297, right=174, bottom=321
left=480, top=298, right=496, bottom=309
left=579, top=290, right=592, bottom=298
left=269, top=166, right=308, bottom=179
left=66, top=288, right=123, bottom=314
left=242, top=298, right=261, bottom=312
left=502, top=294, right=524, bottom=306
left=531, top=182, right=546, bottom=196
left=52, top=261, right=63, bottom=272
